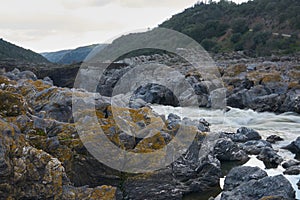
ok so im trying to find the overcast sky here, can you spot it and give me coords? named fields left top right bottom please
left=0, top=0, right=248, bottom=52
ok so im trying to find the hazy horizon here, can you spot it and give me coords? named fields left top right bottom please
left=1, top=0, right=248, bottom=53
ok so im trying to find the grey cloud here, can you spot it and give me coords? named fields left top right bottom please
left=60, top=0, right=197, bottom=9
left=118, top=0, right=197, bottom=8
left=0, top=13, right=123, bottom=32
left=60, top=0, right=113, bottom=9
left=0, top=29, right=56, bottom=42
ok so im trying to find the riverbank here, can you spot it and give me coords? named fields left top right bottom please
left=152, top=105, right=300, bottom=199
left=0, top=64, right=299, bottom=199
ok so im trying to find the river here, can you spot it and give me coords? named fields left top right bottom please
left=151, top=105, right=300, bottom=199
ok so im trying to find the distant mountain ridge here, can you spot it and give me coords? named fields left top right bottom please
left=0, top=38, right=49, bottom=63
left=41, top=49, right=72, bottom=63
left=41, top=44, right=107, bottom=64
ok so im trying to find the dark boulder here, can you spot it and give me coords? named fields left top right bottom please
left=118, top=132, right=137, bottom=149
left=257, top=147, right=283, bottom=168
left=123, top=169, right=183, bottom=200
left=123, top=144, right=222, bottom=200
left=280, top=90, right=300, bottom=114
left=225, top=127, right=261, bottom=143
left=130, top=83, right=180, bottom=107
left=223, top=166, right=267, bottom=191
left=266, top=135, right=284, bottom=144
left=283, top=165, right=300, bottom=175
left=282, top=159, right=300, bottom=169
left=240, top=140, right=272, bottom=155
left=33, top=87, right=73, bottom=123
left=226, top=89, right=249, bottom=109
left=282, top=136, right=300, bottom=155
left=221, top=166, right=295, bottom=200
left=251, top=94, right=284, bottom=113
left=213, top=138, right=249, bottom=162
left=166, top=113, right=181, bottom=131
left=172, top=154, right=222, bottom=193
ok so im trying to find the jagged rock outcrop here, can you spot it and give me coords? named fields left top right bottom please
left=0, top=70, right=121, bottom=199
left=0, top=119, right=120, bottom=200
left=0, top=69, right=224, bottom=199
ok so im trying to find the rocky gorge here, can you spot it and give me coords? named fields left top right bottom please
left=0, top=52, right=299, bottom=199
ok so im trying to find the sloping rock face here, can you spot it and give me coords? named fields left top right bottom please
left=0, top=69, right=226, bottom=199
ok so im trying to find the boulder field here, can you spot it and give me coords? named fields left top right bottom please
left=1, top=54, right=299, bottom=114
left=91, top=54, right=300, bottom=114
left=0, top=68, right=297, bottom=199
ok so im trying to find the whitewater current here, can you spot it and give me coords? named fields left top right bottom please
left=151, top=105, right=300, bottom=199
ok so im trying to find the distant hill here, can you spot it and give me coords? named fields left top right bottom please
left=159, top=0, right=300, bottom=56
left=41, top=49, right=72, bottom=63
left=0, top=38, right=49, bottom=63
left=100, top=0, right=299, bottom=58
left=41, top=44, right=107, bottom=64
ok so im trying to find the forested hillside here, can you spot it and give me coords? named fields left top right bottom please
left=160, top=0, right=300, bottom=56
left=0, top=38, right=49, bottom=63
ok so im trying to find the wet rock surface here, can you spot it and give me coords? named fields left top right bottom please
left=266, top=135, right=284, bottom=144
left=222, top=166, right=268, bottom=191
left=220, top=166, right=295, bottom=200
left=257, top=147, right=283, bottom=169
left=213, top=138, right=249, bottom=162
left=229, top=127, right=262, bottom=142
left=283, top=136, right=300, bottom=156
left=282, top=159, right=300, bottom=175
left=282, top=159, right=300, bottom=169
left=240, top=140, right=272, bottom=155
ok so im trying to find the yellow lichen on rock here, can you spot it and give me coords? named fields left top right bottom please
left=0, top=90, right=26, bottom=117
left=133, top=132, right=166, bottom=153
left=89, top=185, right=117, bottom=200
left=261, top=73, right=282, bottom=84
left=223, top=64, right=247, bottom=77
left=28, top=79, right=52, bottom=92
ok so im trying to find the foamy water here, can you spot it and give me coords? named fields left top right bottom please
left=152, top=105, right=300, bottom=199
